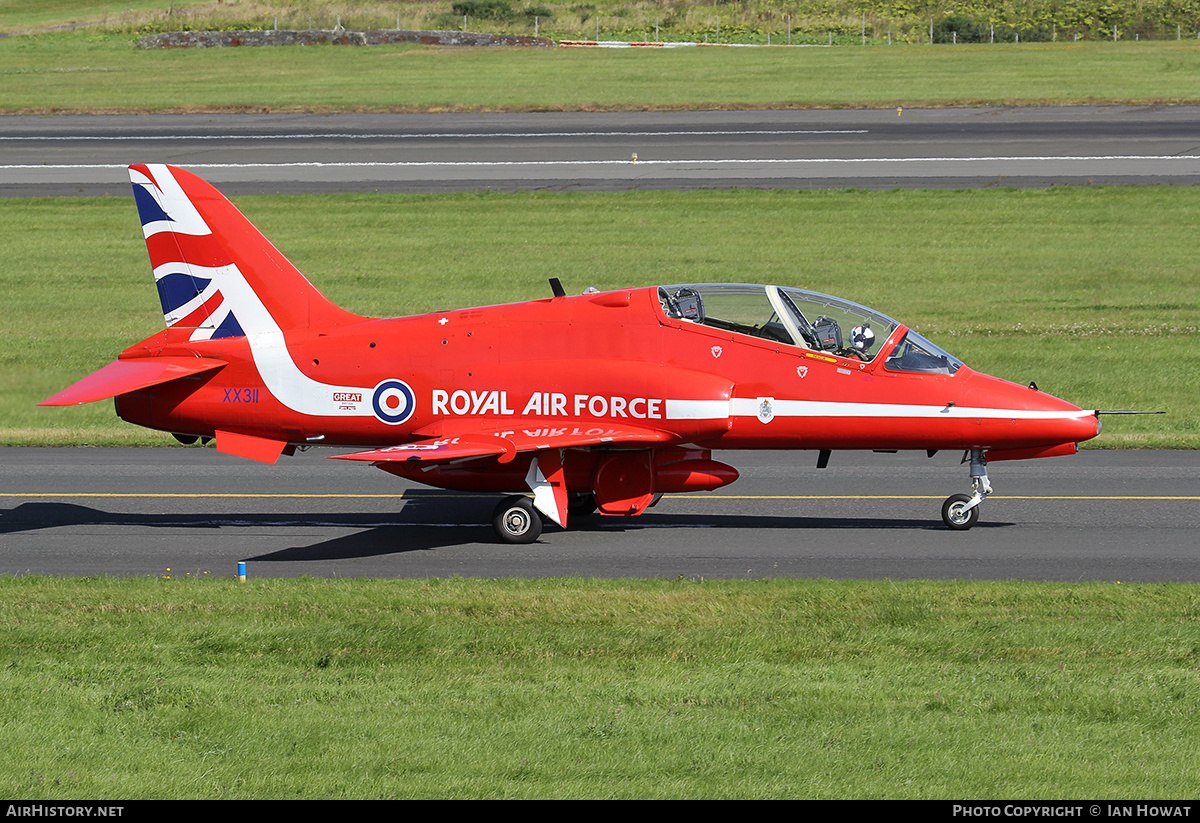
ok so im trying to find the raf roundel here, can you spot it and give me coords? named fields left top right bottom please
left=371, top=379, right=416, bottom=425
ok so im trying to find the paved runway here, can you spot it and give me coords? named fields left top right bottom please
left=4, top=106, right=1200, bottom=195
left=4, top=108, right=1196, bottom=580
left=2, top=447, right=1196, bottom=580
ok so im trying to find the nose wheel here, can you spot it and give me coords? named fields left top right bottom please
left=941, top=450, right=991, bottom=530
left=942, top=493, right=980, bottom=530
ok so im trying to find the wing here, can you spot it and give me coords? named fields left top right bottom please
left=329, top=419, right=677, bottom=528
left=330, top=434, right=514, bottom=464
left=330, top=419, right=673, bottom=465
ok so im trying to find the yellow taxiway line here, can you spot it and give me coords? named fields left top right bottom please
left=2, top=493, right=1198, bottom=501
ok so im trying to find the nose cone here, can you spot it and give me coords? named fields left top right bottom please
left=960, top=369, right=1099, bottom=450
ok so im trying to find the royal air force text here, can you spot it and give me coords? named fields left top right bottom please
left=431, top=390, right=664, bottom=420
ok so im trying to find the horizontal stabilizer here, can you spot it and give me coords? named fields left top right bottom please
left=331, top=419, right=674, bottom=465
left=39, top=357, right=226, bottom=406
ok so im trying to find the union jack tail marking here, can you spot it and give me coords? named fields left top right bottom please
left=129, top=164, right=362, bottom=341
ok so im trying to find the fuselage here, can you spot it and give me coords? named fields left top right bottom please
left=114, top=284, right=1099, bottom=459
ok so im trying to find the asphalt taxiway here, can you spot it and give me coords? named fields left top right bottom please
left=2, top=447, right=1195, bottom=580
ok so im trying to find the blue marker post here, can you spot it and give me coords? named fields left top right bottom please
left=237, top=561, right=246, bottom=582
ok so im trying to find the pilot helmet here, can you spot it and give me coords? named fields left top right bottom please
left=850, top=324, right=876, bottom=352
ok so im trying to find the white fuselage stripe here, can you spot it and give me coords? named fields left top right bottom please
left=660, top=398, right=1092, bottom=421
left=728, top=398, right=1091, bottom=420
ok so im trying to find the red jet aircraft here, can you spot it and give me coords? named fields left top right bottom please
left=42, top=164, right=1103, bottom=542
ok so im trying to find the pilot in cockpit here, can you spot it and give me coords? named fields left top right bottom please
left=849, top=323, right=876, bottom=356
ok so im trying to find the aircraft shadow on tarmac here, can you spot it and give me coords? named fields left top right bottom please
left=247, top=514, right=977, bottom=564
left=0, top=501, right=445, bottom=534
left=1, top=498, right=1001, bottom=564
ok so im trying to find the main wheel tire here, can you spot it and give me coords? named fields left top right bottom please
left=492, top=495, right=543, bottom=544
left=941, top=493, right=980, bottom=531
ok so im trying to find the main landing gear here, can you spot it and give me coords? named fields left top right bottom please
left=941, top=449, right=991, bottom=531
left=491, top=493, right=598, bottom=544
left=492, top=495, right=542, bottom=544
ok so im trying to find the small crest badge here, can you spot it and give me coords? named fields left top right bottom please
left=711, top=346, right=723, bottom=359
left=757, top=397, right=775, bottom=424
left=796, top=365, right=809, bottom=379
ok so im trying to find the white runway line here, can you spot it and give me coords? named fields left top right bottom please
left=5, top=155, right=1199, bottom=171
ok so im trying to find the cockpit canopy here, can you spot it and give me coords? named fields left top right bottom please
left=658, top=283, right=962, bottom=375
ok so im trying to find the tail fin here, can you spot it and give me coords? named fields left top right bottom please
left=129, top=164, right=363, bottom=340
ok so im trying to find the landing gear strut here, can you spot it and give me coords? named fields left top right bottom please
left=942, top=449, right=991, bottom=530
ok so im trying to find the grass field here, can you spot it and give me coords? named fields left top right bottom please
left=4, top=0, right=1198, bottom=43
left=3, top=7, right=1197, bottom=802
left=3, top=576, right=1199, bottom=799
left=3, top=30, right=1200, bottom=113
left=10, top=186, right=1196, bottom=447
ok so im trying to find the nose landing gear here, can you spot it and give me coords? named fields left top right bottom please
left=942, top=449, right=991, bottom=530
